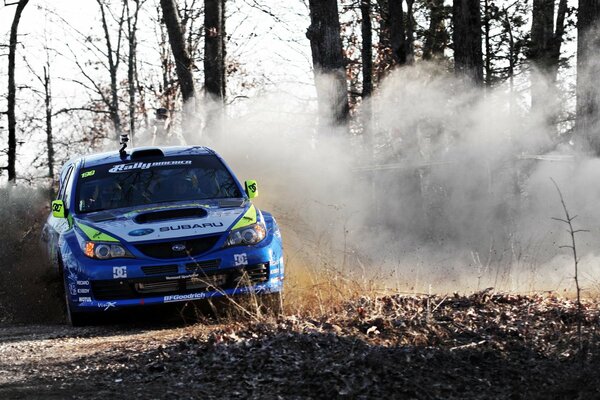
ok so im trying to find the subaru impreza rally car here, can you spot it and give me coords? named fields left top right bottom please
left=42, top=146, right=284, bottom=325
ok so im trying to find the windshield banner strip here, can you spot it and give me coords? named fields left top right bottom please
left=108, top=160, right=192, bottom=173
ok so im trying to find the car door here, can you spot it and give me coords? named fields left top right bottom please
left=42, top=163, right=76, bottom=273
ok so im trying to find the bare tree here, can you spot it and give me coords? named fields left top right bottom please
left=6, top=0, right=30, bottom=182
left=160, top=0, right=197, bottom=112
left=576, top=0, right=600, bottom=154
left=306, top=0, right=349, bottom=127
left=361, top=0, right=373, bottom=99
left=97, top=0, right=126, bottom=138
left=204, top=0, right=226, bottom=101
left=203, top=0, right=226, bottom=139
left=529, top=0, right=569, bottom=119
left=43, top=65, right=54, bottom=179
left=125, top=0, right=144, bottom=143
left=423, top=0, right=448, bottom=61
left=453, top=0, right=483, bottom=84
left=378, top=0, right=414, bottom=66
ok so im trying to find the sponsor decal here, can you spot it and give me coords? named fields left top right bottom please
left=81, top=170, right=95, bottom=178
left=108, top=160, right=192, bottom=173
left=69, top=283, right=77, bottom=296
left=128, top=228, right=154, bottom=237
left=98, top=301, right=116, bottom=311
left=52, top=202, right=63, bottom=213
left=159, top=222, right=224, bottom=232
left=164, top=293, right=206, bottom=303
left=78, top=297, right=92, bottom=302
left=165, top=274, right=198, bottom=281
left=77, top=288, right=90, bottom=294
left=77, top=280, right=90, bottom=286
left=271, top=267, right=280, bottom=275
left=234, top=253, right=248, bottom=266
left=113, top=266, right=127, bottom=279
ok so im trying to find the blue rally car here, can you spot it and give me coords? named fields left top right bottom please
left=42, top=145, right=284, bottom=325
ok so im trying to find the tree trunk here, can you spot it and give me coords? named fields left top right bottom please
left=361, top=0, right=373, bottom=98
left=389, top=0, right=407, bottom=65
left=530, top=0, right=555, bottom=112
left=452, top=0, right=483, bottom=84
left=529, top=0, right=568, bottom=126
left=503, top=7, right=516, bottom=114
left=405, top=0, right=415, bottom=64
left=204, top=0, right=226, bottom=101
left=7, top=0, right=30, bottom=182
left=484, top=0, right=492, bottom=86
left=576, top=0, right=600, bottom=154
left=423, top=0, right=447, bottom=60
left=98, top=0, right=124, bottom=138
left=43, top=66, right=54, bottom=179
left=306, top=0, right=349, bottom=127
left=126, top=0, right=141, bottom=145
left=160, top=0, right=196, bottom=107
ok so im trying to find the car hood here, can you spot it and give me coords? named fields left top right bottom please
left=73, top=199, right=249, bottom=243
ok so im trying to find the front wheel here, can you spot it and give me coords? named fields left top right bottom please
left=63, top=282, right=93, bottom=327
left=259, top=292, right=283, bottom=317
left=66, top=302, right=91, bottom=327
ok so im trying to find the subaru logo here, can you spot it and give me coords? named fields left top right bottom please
left=172, top=243, right=186, bottom=252
left=129, top=228, right=154, bottom=237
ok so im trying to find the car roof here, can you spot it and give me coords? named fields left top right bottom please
left=76, top=146, right=215, bottom=169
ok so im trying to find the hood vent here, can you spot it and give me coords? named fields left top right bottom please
left=135, top=208, right=207, bottom=224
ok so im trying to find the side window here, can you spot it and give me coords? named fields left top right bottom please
left=58, top=166, right=73, bottom=201
left=62, top=167, right=77, bottom=208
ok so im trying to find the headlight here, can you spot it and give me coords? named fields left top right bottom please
left=224, top=223, right=266, bottom=247
left=83, top=241, right=133, bottom=259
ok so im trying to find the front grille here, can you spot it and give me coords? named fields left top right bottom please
left=92, top=280, right=134, bottom=300
left=141, top=264, right=179, bottom=275
left=91, top=263, right=269, bottom=300
left=231, top=264, right=269, bottom=287
left=185, top=259, right=221, bottom=272
left=134, top=235, right=220, bottom=259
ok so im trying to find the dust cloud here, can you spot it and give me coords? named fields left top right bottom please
left=190, top=65, right=600, bottom=295
left=0, top=187, right=63, bottom=324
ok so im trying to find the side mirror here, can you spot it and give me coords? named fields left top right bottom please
left=245, top=180, right=258, bottom=199
left=52, top=200, right=67, bottom=218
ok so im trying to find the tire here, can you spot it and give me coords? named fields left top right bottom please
left=66, top=301, right=90, bottom=327
left=260, top=292, right=283, bottom=317
left=63, top=279, right=92, bottom=327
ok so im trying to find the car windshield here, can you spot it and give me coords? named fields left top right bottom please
left=76, top=155, right=242, bottom=213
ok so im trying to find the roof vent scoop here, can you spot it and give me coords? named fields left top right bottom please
left=130, top=148, right=165, bottom=160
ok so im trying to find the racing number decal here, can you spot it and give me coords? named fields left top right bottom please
left=81, top=170, right=95, bottom=178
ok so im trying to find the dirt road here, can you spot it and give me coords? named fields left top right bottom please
left=2, top=293, right=600, bottom=399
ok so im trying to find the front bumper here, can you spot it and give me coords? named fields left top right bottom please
left=62, top=232, right=284, bottom=312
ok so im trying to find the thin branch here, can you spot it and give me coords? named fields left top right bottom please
left=551, top=177, right=585, bottom=355
left=52, top=107, right=112, bottom=116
